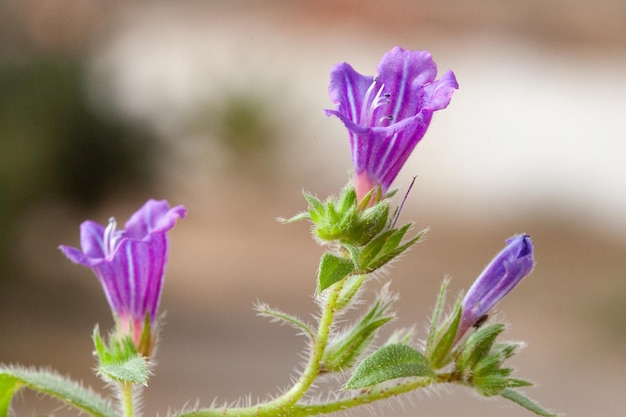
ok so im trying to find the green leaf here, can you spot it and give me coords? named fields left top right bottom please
left=0, top=374, right=22, bottom=417
left=427, top=278, right=450, bottom=349
left=345, top=344, right=435, bottom=389
left=323, top=291, right=395, bottom=372
left=98, top=356, right=148, bottom=385
left=501, top=389, right=557, bottom=417
left=317, top=253, right=355, bottom=293
left=0, top=365, right=116, bottom=417
left=427, top=298, right=462, bottom=369
left=256, top=302, right=315, bottom=339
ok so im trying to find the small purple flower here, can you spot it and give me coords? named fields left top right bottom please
left=456, top=234, right=535, bottom=341
left=325, top=46, right=458, bottom=202
left=60, top=199, right=186, bottom=355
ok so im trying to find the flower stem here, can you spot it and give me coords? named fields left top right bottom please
left=120, top=381, right=134, bottom=417
left=275, top=279, right=344, bottom=404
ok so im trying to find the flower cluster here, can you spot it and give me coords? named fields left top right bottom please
left=0, top=46, right=554, bottom=417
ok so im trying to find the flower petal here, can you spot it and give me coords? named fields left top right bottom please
left=374, top=47, right=437, bottom=124
left=124, top=199, right=187, bottom=240
left=456, top=235, right=535, bottom=341
left=325, top=46, right=458, bottom=200
left=422, top=70, right=459, bottom=111
left=60, top=199, right=185, bottom=329
left=79, top=221, right=107, bottom=259
left=327, top=62, right=375, bottom=127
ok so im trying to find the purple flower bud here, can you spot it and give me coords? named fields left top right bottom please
left=60, top=199, right=186, bottom=355
left=456, top=234, right=535, bottom=341
left=325, top=46, right=458, bottom=202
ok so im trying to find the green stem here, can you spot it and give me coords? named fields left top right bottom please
left=293, top=378, right=431, bottom=416
left=295, top=373, right=458, bottom=416
left=275, top=279, right=344, bottom=403
left=120, top=381, right=134, bottom=417
left=178, top=374, right=452, bottom=417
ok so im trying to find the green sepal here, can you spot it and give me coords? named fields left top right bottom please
left=354, top=200, right=389, bottom=245
left=317, top=253, right=355, bottom=293
left=255, top=302, right=315, bottom=340
left=295, top=184, right=393, bottom=246
left=457, top=323, right=505, bottom=371
left=304, top=192, right=325, bottom=216
left=278, top=211, right=311, bottom=223
left=136, top=313, right=152, bottom=358
left=355, top=224, right=424, bottom=274
left=93, top=327, right=149, bottom=385
left=323, top=291, right=395, bottom=372
left=0, top=365, right=116, bottom=417
left=355, top=186, right=379, bottom=210
left=472, top=369, right=517, bottom=396
left=454, top=324, right=536, bottom=398
left=427, top=296, right=462, bottom=369
left=338, top=183, right=358, bottom=213
left=500, top=389, right=557, bottom=417
left=472, top=342, right=522, bottom=376
left=345, top=344, right=435, bottom=389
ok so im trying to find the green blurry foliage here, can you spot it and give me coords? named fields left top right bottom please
left=0, top=58, right=158, bottom=282
left=216, top=94, right=275, bottom=153
left=191, top=92, right=280, bottom=174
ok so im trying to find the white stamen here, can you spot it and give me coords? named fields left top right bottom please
left=360, top=79, right=391, bottom=126
left=103, top=217, right=123, bottom=257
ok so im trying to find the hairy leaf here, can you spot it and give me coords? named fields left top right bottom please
left=501, top=389, right=556, bottom=417
left=345, top=344, right=434, bottom=389
left=0, top=365, right=115, bottom=417
left=317, top=253, right=355, bottom=293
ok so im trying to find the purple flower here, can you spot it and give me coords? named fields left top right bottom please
left=325, top=46, right=458, bottom=202
left=456, top=234, right=535, bottom=341
left=60, top=199, right=186, bottom=355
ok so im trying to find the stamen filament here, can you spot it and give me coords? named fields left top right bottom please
left=360, top=79, right=390, bottom=127
left=103, top=217, right=124, bottom=258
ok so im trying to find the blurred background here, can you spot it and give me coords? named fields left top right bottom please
left=1, top=1, right=625, bottom=416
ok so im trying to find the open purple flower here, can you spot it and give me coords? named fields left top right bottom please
left=456, top=234, right=535, bottom=341
left=325, top=46, right=458, bottom=202
left=60, top=199, right=186, bottom=356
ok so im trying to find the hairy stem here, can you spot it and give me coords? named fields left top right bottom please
left=120, top=381, right=134, bottom=417
left=178, top=374, right=451, bottom=417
